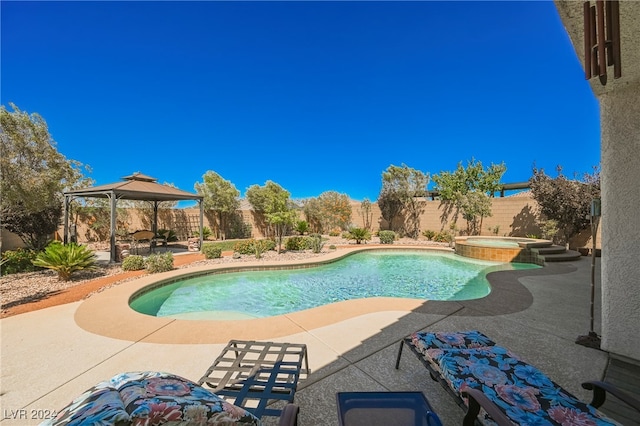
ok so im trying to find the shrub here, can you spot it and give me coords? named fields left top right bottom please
left=234, top=239, right=258, bottom=255
left=540, top=219, right=560, bottom=242
left=202, top=244, right=222, bottom=259
left=254, top=239, right=273, bottom=259
left=433, top=232, right=453, bottom=243
left=32, top=242, right=97, bottom=281
left=329, top=244, right=336, bottom=250
left=345, top=227, right=371, bottom=244
left=285, top=236, right=308, bottom=251
left=295, top=220, right=309, bottom=235
left=1, top=249, right=40, bottom=275
left=422, top=230, right=436, bottom=241
left=145, top=252, right=174, bottom=274
left=309, top=234, right=325, bottom=253
left=234, top=239, right=275, bottom=256
left=378, top=230, right=396, bottom=244
left=156, top=229, right=178, bottom=242
left=329, top=229, right=341, bottom=237
left=122, top=255, right=145, bottom=271
left=191, top=226, right=212, bottom=240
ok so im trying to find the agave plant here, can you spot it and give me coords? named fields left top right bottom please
left=32, top=242, right=97, bottom=281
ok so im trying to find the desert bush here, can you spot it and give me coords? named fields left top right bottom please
left=422, top=230, right=436, bottom=241
left=345, top=227, right=371, bottom=244
left=540, top=219, right=560, bottom=242
left=329, top=244, right=336, bottom=250
left=145, top=252, right=174, bottom=274
left=295, top=220, right=309, bottom=235
left=122, top=255, right=145, bottom=271
left=202, top=244, right=222, bottom=259
left=378, top=230, right=396, bottom=244
left=285, top=236, right=309, bottom=251
left=254, top=239, right=273, bottom=259
left=329, top=229, right=341, bottom=237
left=1, top=249, right=40, bottom=275
left=433, top=232, right=453, bottom=243
left=234, top=239, right=275, bottom=256
left=309, top=234, right=325, bottom=253
left=234, top=239, right=258, bottom=255
left=32, top=242, right=97, bottom=281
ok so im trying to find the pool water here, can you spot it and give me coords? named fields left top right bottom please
left=465, top=238, right=523, bottom=248
left=130, top=251, right=540, bottom=320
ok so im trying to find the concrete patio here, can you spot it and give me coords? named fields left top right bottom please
left=1, top=253, right=638, bottom=425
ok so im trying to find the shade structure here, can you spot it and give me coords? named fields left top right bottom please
left=63, top=172, right=204, bottom=262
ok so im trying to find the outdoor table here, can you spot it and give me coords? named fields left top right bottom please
left=336, top=391, right=442, bottom=426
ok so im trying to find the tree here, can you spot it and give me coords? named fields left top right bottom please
left=194, top=171, right=240, bottom=239
left=246, top=181, right=295, bottom=252
left=378, top=164, right=429, bottom=238
left=432, top=159, right=506, bottom=235
left=1, top=103, right=88, bottom=250
left=529, top=166, right=600, bottom=244
left=359, top=198, right=373, bottom=230
left=303, top=191, right=352, bottom=233
left=378, top=187, right=404, bottom=233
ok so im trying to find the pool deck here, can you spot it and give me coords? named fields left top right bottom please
left=1, top=248, right=636, bottom=425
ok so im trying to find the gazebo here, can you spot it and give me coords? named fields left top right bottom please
left=63, top=172, right=204, bottom=262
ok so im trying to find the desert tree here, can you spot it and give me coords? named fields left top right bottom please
left=246, top=180, right=296, bottom=252
left=359, top=198, right=373, bottom=230
left=432, top=159, right=505, bottom=235
left=378, top=164, right=429, bottom=238
left=303, top=191, right=352, bottom=233
left=529, top=165, right=600, bottom=244
left=1, top=103, right=89, bottom=250
left=195, top=171, right=240, bottom=239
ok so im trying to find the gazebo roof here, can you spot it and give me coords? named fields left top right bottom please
left=65, top=172, right=203, bottom=202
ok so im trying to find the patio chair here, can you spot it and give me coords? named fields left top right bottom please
left=198, top=340, right=309, bottom=423
left=41, top=371, right=302, bottom=425
left=131, top=230, right=155, bottom=254
left=395, top=330, right=640, bottom=426
left=151, top=230, right=171, bottom=251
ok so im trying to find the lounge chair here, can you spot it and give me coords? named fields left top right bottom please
left=395, top=330, right=640, bottom=425
left=42, top=371, right=299, bottom=426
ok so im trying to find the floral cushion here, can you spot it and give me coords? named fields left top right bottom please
left=425, top=346, right=621, bottom=426
left=42, top=371, right=261, bottom=426
left=411, top=330, right=496, bottom=354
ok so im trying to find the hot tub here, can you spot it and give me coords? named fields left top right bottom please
left=454, top=236, right=549, bottom=264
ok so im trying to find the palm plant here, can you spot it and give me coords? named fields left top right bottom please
left=346, top=227, right=371, bottom=244
left=32, top=242, right=97, bottom=281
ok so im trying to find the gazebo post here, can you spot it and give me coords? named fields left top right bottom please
left=199, top=199, right=204, bottom=251
left=63, top=195, right=70, bottom=244
left=109, top=191, right=117, bottom=263
left=153, top=201, right=159, bottom=235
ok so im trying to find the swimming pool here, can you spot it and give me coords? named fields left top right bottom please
left=130, top=250, right=539, bottom=320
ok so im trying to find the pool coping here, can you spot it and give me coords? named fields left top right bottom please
left=74, top=245, right=547, bottom=344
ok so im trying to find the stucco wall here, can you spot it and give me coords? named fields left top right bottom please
left=599, top=82, right=640, bottom=360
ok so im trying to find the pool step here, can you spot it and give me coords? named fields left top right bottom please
left=540, top=250, right=583, bottom=262
left=531, top=245, right=568, bottom=255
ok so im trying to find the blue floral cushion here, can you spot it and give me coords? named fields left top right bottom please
left=411, top=330, right=496, bottom=354
left=426, top=346, right=621, bottom=426
left=42, top=371, right=261, bottom=425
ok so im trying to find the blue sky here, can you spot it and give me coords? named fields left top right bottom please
left=2, top=1, right=600, bottom=202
